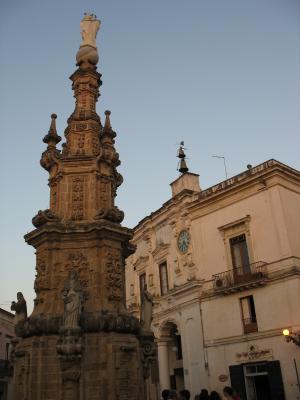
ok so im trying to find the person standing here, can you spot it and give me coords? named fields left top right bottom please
left=162, top=390, right=170, bottom=400
left=180, top=389, right=191, bottom=400
left=199, top=389, right=209, bottom=400
left=223, top=386, right=241, bottom=400
left=209, top=391, right=221, bottom=400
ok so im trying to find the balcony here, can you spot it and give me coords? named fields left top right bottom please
left=242, top=317, right=258, bottom=334
left=213, top=261, right=267, bottom=294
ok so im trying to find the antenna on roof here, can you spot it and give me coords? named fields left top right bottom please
left=212, top=155, right=228, bottom=179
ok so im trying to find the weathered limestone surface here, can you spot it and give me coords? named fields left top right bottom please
left=11, top=14, right=156, bottom=400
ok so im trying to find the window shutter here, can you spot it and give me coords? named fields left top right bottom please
left=267, top=360, right=286, bottom=400
left=229, top=365, right=247, bottom=399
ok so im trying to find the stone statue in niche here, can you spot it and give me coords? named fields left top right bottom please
left=61, top=271, right=83, bottom=330
left=11, top=292, right=27, bottom=324
left=140, top=284, right=153, bottom=332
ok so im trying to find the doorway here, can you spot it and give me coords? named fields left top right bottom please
left=244, top=364, right=272, bottom=400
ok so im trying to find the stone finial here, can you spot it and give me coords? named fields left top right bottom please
left=76, top=14, right=101, bottom=68
left=43, top=113, right=61, bottom=145
left=104, top=110, right=112, bottom=130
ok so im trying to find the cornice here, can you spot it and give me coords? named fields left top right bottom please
left=133, top=159, right=300, bottom=234
left=205, top=327, right=290, bottom=348
left=24, top=221, right=133, bottom=248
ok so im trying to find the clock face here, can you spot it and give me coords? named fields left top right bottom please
left=177, top=230, right=190, bottom=253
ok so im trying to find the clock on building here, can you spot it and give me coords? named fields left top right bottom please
left=177, top=230, right=190, bottom=253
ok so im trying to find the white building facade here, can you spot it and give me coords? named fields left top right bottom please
left=125, top=160, right=300, bottom=400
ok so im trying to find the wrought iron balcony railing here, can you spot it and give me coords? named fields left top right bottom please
left=242, top=317, right=258, bottom=334
left=213, top=261, right=267, bottom=291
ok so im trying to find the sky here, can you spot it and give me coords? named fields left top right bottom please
left=0, top=0, right=299, bottom=314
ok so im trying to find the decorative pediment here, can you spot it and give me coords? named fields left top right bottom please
left=133, top=255, right=149, bottom=271
left=151, top=242, right=170, bottom=260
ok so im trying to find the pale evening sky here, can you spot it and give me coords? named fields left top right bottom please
left=0, top=0, right=299, bottom=313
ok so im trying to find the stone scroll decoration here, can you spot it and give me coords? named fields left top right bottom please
left=139, top=333, right=157, bottom=381
left=105, top=249, right=123, bottom=301
left=71, top=176, right=85, bottom=220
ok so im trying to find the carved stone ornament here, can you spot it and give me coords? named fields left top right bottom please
left=106, top=252, right=123, bottom=301
left=40, top=148, right=61, bottom=171
left=71, top=176, right=85, bottom=220
left=57, top=327, right=83, bottom=362
left=34, top=254, right=49, bottom=294
left=139, top=333, right=157, bottom=380
left=94, top=206, right=124, bottom=223
left=32, top=209, right=60, bottom=228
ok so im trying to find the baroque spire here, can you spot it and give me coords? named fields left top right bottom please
left=14, top=16, right=151, bottom=400
left=38, top=14, right=124, bottom=223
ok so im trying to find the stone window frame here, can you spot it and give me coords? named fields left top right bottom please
left=158, top=260, right=169, bottom=296
left=218, top=215, right=254, bottom=270
left=153, top=243, right=172, bottom=293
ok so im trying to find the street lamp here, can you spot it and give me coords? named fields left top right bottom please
left=283, top=329, right=300, bottom=346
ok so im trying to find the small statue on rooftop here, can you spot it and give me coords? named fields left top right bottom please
left=11, top=292, right=27, bottom=324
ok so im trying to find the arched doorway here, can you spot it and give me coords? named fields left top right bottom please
left=157, top=321, right=185, bottom=392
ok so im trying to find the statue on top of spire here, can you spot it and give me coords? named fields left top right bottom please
left=76, top=13, right=101, bottom=68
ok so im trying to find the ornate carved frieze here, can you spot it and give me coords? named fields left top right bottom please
left=71, top=176, right=85, bottom=220
left=34, top=252, right=49, bottom=294
left=51, top=185, right=58, bottom=209
left=48, top=172, right=63, bottom=187
left=74, top=123, right=88, bottom=131
left=91, top=135, right=100, bottom=155
left=15, top=311, right=140, bottom=338
left=66, top=252, right=88, bottom=271
left=76, top=134, right=86, bottom=155
left=105, top=250, right=123, bottom=301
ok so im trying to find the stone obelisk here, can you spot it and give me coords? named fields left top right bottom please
left=11, top=14, right=155, bottom=400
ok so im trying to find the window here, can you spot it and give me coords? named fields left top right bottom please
left=240, top=295, right=258, bottom=333
left=139, top=273, right=146, bottom=302
left=175, top=334, right=183, bottom=360
left=159, top=262, right=169, bottom=295
left=230, top=234, right=250, bottom=273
